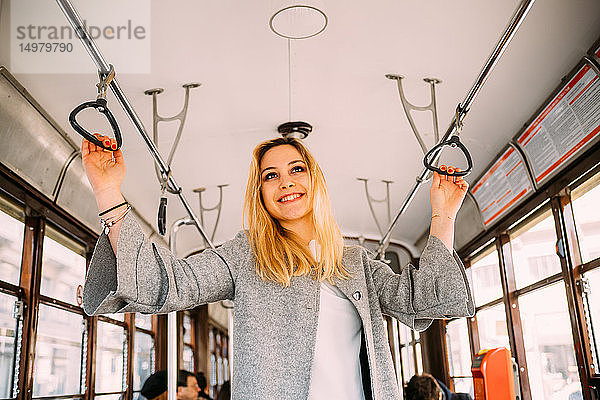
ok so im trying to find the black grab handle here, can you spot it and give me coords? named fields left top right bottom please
left=158, top=196, right=167, bottom=236
left=423, top=135, right=473, bottom=177
left=69, top=98, right=122, bottom=151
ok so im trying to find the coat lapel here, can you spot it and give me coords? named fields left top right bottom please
left=334, top=246, right=372, bottom=325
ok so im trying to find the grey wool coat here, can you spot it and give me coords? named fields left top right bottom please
left=83, top=213, right=475, bottom=400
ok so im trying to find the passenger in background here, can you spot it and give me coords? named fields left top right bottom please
left=216, top=381, right=230, bottom=400
left=140, top=370, right=200, bottom=400
left=196, top=372, right=212, bottom=400
left=406, top=374, right=472, bottom=400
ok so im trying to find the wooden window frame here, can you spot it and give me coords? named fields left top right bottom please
left=0, top=165, right=161, bottom=400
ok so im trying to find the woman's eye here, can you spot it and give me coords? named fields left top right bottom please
left=264, top=172, right=277, bottom=181
left=291, top=165, right=305, bottom=173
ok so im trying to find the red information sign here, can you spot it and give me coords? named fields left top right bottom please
left=471, top=146, right=533, bottom=227
left=516, top=63, right=600, bottom=185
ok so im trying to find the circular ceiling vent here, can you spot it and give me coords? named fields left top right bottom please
left=269, top=5, right=328, bottom=40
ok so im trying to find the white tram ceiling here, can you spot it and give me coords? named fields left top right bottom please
left=0, top=0, right=599, bottom=256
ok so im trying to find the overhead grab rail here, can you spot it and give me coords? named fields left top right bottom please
left=144, top=84, right=201, bottom=235
left=385, top=75, right=442, bottom=156
left=55, top=0, right=214, bottom=249
left=376, top=0, right=536, bottom=258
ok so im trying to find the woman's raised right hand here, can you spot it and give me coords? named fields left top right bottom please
left=81, top=133, right=126, bottom=195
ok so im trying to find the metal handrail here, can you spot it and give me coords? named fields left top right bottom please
left=55, top=0, right=215, bottom=252
left=376, top=0, right=536, bottom=257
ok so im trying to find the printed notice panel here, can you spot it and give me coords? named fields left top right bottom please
left=516, top=64, right=600, bottom=185
left=471, top=147, right=533, bottom=227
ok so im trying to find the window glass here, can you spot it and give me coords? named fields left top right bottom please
left=94, top=394, right=122, bottom=400
left=400, top=345, right=414, bottom=384
left=509, top=209, right=561, bottom=289
left=183, top=345, right=194, bottom=372
left=0, top=207, right=24, bottom=286
left=96, top=321, right=125, bottom=394
left=134, top=331, right=154, bottom=391
left=477, top=303, right=510, bottom=351
left=519, top=282, right=581, bottom=400
left=571, top=174, right=600, bottom=264
left=183, top=312, right=192, bottom=344
left=0, top=293, right=18, bottom=398
left=223, top=358, right=229, bottom=382
left=33, top=305, right=83, bottom=396
left=468, top=246, right=503, bottom=306
left=582, top=268, right=600, bottom=374
left=446, top=319, right=472, bottom=382
left=209, top=353, right=216, bottom=398
left=135, top=313, right=153, bottom=330
left=40, top=227, right=86, bottom=306
left=103, top=313, right=124, bottom=322
left=217, top=354, right=224, bottom=385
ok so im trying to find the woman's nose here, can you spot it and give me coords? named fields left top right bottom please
left=280, top=181, right=295, bottom=189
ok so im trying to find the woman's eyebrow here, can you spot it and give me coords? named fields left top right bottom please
left=261, top=160, right=305, bottom=174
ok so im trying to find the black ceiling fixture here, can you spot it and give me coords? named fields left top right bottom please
left=277, top=121, right=313, bottom=139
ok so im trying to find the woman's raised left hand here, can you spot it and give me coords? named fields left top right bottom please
left=429, top=165, right=469, bottom=220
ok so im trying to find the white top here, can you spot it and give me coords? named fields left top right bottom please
left=307, top=241, right=366, bottom=400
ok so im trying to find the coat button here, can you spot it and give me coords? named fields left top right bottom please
left=353, top=291, right=362, bottom=301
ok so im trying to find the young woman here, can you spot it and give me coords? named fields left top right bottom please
left=82, top=134, right=474, bottom=400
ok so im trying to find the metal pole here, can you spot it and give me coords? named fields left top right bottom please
left=376, top=0, right=536, bottom=256
left=55, top=0, right=215, bottom=250
left=167, top=218, right=194, bottom=400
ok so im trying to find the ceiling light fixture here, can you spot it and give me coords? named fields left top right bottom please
left=269, top=5, right=328, bottom=40
left=270, top=5, right=328, bottom=139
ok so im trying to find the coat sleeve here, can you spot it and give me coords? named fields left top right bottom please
left=369, top=235, right=475, bottom=331
left=82, top=212, right=247, bottom=316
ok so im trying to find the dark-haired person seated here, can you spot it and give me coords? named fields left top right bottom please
left=406, top=374, right=473, bottom=400
left=196, top=372, right=212, bottom=400
left=141, top=369, right=199, bottom=400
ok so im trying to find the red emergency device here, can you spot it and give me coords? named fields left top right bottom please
left=471, top=347, right=516, bottom=400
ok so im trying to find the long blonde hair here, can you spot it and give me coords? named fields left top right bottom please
left=243, top=137, right=350, bottom=287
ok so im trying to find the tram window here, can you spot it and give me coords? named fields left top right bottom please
left=183, top=346, right=194, bottom=372
left=571, top=173, right=600, bottom=264
left=103, top=313, right=125, bottom=322
left=95, top=321, right=126, bottom=395
left=476, top=303, right=510, bottom=351
left=468, top=245, right=503, bottom=306
left=208, top=325, right=229, bottom=396
left=94, top=394, right=121, bottom=400
left=519, top=282, right=581, bottom=400
left=0, top=292, right=18, bottom=398
left=397, top=323, right=421, bottom=384
left=135, top=313, right=153, bottom=330
left=183, top=312, right=192, bottom=343
left=582, top=268, right=600, bottom=374
left=182, top=311, right=195, bottom=371
left=509, top=208, right=562, bottom=289
left=133, top=331, right=154, bottom=395
left=40, top=226, right=86, bottom=306
left=445, top=318, right=473, bottom=394
left=0, top=206, right=25, bottom=286
left=33, top=304, right=83, bottom=397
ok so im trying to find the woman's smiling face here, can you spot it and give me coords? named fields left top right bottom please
left=260, top=144, right=313, bottom=228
